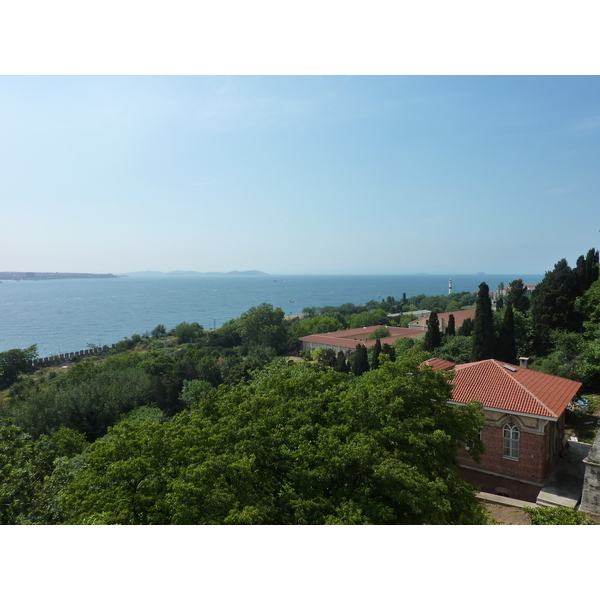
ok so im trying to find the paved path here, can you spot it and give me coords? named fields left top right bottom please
left=537, top=441, right=591, bottom=508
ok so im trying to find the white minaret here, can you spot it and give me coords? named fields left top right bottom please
left=448, top=278, right=452, bottom=296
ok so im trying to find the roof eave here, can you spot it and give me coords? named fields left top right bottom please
left=446, top=400, right=559, bottom=421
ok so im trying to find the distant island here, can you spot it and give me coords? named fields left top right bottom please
left=122, top=270, right=269, bottom=277
left=0, top=272, right=118, bottom=281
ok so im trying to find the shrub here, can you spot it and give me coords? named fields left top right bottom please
left=523, top=506, right=597, bottom=525
left=368, top=326, right=391, bottom=340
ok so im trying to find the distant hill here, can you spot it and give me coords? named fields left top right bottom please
left=122, top=270, right=269, bottom=277
left=0, top=272, right=118, bottom=281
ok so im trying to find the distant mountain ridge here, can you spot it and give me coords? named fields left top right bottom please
left=0, top=272, right=117, bottom=280
left=122, top=270, right=269, bottom=277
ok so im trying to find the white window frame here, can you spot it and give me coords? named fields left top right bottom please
left=503, top=422, right=520, bottom=460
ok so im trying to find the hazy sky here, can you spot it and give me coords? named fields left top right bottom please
left=2, top=76, right=599, bottom=275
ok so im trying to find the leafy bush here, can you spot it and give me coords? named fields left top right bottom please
left=4, top=368, right=153, bottom=441
left=523, top=506, right=597, bottom=525
left=368, top=326, right=391, bottom=340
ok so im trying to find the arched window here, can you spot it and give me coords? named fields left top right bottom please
left=503, top=422, right=520, bottom=460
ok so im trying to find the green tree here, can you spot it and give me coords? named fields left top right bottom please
left=457, top=318, right=474, bottom=337
left=172, top=321, right=203, bottom=344
left=0, top=345, right=38, bottom=388
left=348, top=309, right=389, bottom=329
left=237, top=303, right=287, bottom=351
left=507, top=279, right=530, bottom=313
left=371, top=339, right=382, bottom=369
left=4, top=368, right=153, bottom=441
left=531, top=259, right=580, bottom=355
left=445, top=314, right=456, bottom=337
left=437, top=335, right=472, bottom=364
left=471, top=283, right=496, bottom=361
left=533, top=330, right=583, bottom=381
left=496, top=303, right=517, bottom=364
left=577, top=278, right=600, bottom=334
left=317, top=349, right=338, bottom=369
left=380, top=343, right=396, bottom=362
left=351, top=344, right=370, bottom=376
left=424, top=311, right=442, bottom=352
left=151, top=324, right=167, bottom=339
left=367, top=326, right=390, bottom=340
left=336, top=351, right=349, bottom=373
left=0, top=422, right=88, bottom=524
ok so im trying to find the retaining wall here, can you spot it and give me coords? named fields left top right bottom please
left=30, top=345, right=114, bottom=367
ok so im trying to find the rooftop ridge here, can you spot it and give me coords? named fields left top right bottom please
left=488, top=359, right=558, bottom=418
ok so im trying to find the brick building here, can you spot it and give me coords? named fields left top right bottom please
left=424, top=358, right=582, bottom=502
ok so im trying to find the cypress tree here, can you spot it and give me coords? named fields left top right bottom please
left=351, top=344, right=370, bottom=376
left=496, top=303, right=517, bottom=364
left=446, top=314, right=456, bottom=337
left=336, top=350, right=349, bottom=373
left=576, top=254, right=587, bottom=296
left=471, top=282, right=496, bottom=361
left=585, top=248, right=599, bottom=289
left=457, top=318, right=474, bottom=337
left=381, top=343, right=396, bottom=361
left=371, top=338, right=382, bottom=370
left=424, top=311, right=442, bottom=352
left=496, top=296, right=504, bottom=311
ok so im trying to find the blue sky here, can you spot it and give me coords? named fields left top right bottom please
left=1, top=76, right=599, bottom=275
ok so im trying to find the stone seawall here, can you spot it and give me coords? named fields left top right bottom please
left=30, top=345, right=115, bottom=367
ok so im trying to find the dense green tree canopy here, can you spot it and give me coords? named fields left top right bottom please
left=348, top=309, right=389, bottom=329
left=58, top=357, right=486, bottom=524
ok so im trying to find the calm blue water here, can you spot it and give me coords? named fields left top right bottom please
left=0, top=274, right=542, bottom=357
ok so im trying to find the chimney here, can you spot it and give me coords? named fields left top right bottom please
left=519, top=357, right=529, bottom=369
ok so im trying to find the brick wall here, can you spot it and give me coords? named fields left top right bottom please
left=458, top=421, right=549, bottom=499
left=460, top=468, right=542, bottom=502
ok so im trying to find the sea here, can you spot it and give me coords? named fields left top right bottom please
left=0, top=273, right=543, bottom=357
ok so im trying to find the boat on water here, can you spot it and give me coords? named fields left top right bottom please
left=273, top=278, right=283, bottom=282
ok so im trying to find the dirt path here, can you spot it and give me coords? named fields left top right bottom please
left=483, top=501, right=531, bottom=524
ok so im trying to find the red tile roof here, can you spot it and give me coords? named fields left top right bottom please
left=422, top=358, right=456, bottom=371
left=436, top=309, right=476, bottom=328
left=408, top=309, right=476, bottom=330
left=298, top=326, right=423, bottom=349
left=446, top=359, right=581, bottom=418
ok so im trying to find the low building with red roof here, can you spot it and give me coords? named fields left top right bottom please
left=298, top=326, right=424, bottom=354
left=425, top=357, right=582, bottom=502
left=408, top=308, right=476, bottom=333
